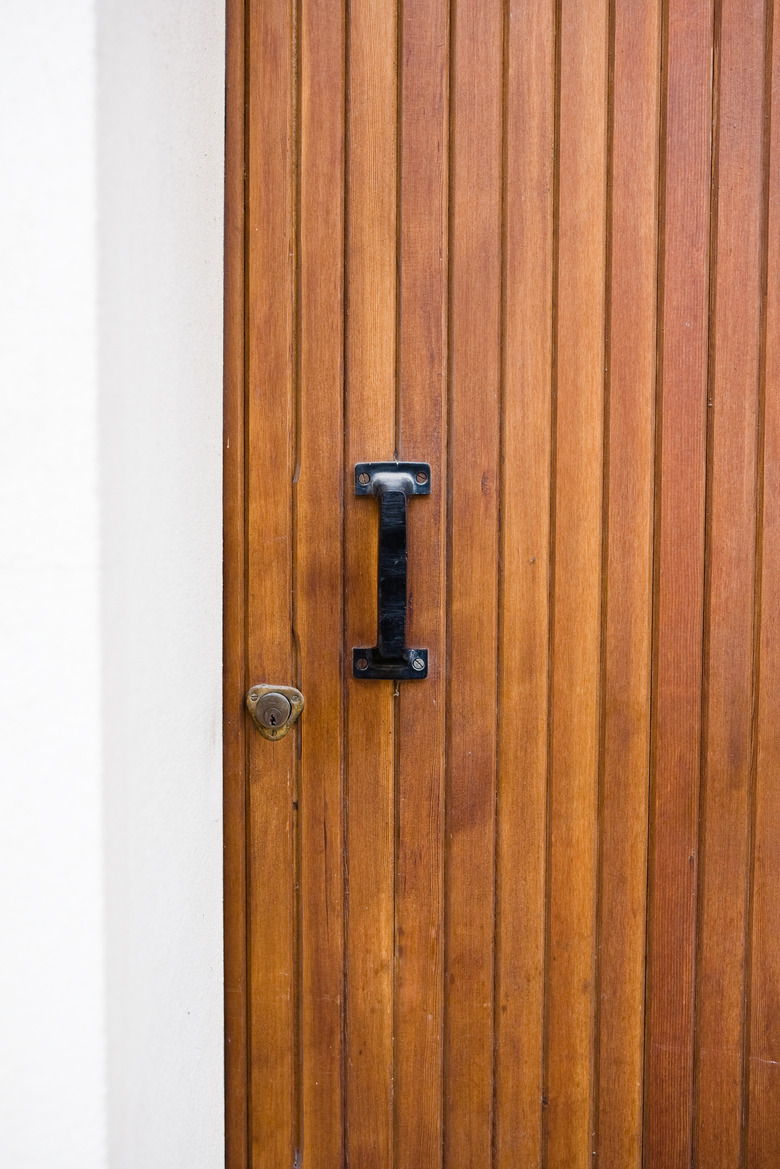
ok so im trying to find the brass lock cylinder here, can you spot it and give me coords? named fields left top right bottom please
left=246, top=684, right=304, bottom=741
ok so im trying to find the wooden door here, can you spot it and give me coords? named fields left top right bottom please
left=224, top=0, right=780, bottom=1164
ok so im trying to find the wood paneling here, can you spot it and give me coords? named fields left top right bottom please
left=395, top=0, right=449, bottom=1163
left=748, top=0, right=780, bottom=1161
left=225, top=0, right=780, bottom=1163
left=443, top=0, right=503, bottom=1163
left=223, top=0, right=248, bottom=1163
left=545, top=1, right=608, bottom=1164
left=494, top=1, right=554, bottom=1165
left=343, top=0, right=397, bottom=1165
left=596, top=0, right=660, bottom=1164
left=694, top=0, right=767, bottom=1161
left=245, top=0, right=296, bottom=1161
left=296, top=0, right=346, bottom=1163
left=644, top=0, right=714, bottom=1163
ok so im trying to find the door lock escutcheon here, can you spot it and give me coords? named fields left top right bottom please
left=353, top=461, right=430, bottom=680
left=246, top=684, right=304, bottom=741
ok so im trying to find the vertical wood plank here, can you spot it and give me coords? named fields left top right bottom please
left=545, top=0, right=608, bottom=1164
left=643, top=0, right=714, bottom=1163
left=297, top=0, right=346, bottom=1163
left=748, top=5, right=780, bottom=1159
left=693, top=0, right=766, bottom=1161
left=245, top=0, right=296, bottom=1162
left=443, top=0, right=503, bottom=1163
left=223, top=0, right=248, bottom=1164
left=494, top=1, right=554, bottom=1165
left=395, top=0, right=449, bottom=1163
left=343, top=0, right=397, bottom=1163
left=596, top=0, right=659, bottom=1164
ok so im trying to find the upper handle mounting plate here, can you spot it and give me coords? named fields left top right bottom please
left=354, top=461, right=431, bottom=496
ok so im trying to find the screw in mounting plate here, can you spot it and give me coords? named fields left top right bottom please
left=415, top=471, right=427, bottom=485
left=358, top=472, right=370, bottom=485
left=356, top=657, right=368, bottom=670
left=412, top=656, right=425, bottom=671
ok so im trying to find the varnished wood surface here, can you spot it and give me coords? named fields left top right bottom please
left=644, top=0, right=713, bottom=1162
left=395, top=0, right=449, bottom=1165
left=749, top=4, right=780, bottom=1162
left=245, top=0, right=296, bottom=1161
left=493, top=2, right=554, bottom=1165
left=444, top=0, right=502, bottom=1162
left=343, top=0, right=396, bottom=1163
left=693, top=0, right=766, bottom=1162
left=545, top=2, right=608, bottom=1163
left=596, top=0, right=659, bottom=1164
left=296, top=0, right=346, bottom=1163
left=223, top=1, right=247, bottom=1164
left=225, top=0, right=780, bottom=1163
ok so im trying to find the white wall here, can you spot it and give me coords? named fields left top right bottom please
left=98, top=1, right=225, bottom=1165
left=0, top=1, right=224, bottom=1164
left=0, top=2, right=104, bottom=1164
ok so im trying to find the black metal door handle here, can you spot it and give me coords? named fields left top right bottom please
left=353, top=461, right=430, bottom=679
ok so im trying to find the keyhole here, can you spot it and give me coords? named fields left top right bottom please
left=249, top=690, right=297, bottom=736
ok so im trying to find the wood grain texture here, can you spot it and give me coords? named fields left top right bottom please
left=545, top=0, right=608, bottom=1164
left=223, top=0, right=248, bottom=1164
left=748, top=3, right=780, bottom=1159
left=443, top=0, right=503, bottom=1163
left=226, top=1, right=779, bottom=1161
left=296, top=0, right=346, bottom=1165
left=344, top=0, right=397, bottom=1163
left=494, top=1, right=554, bottom=1165
left=245, top=0, right=297, bottom=1161
left=595, top=0, right=659, bottom=1165
left=644, top=0, right=714, bottom=1163
left=693, top=0, right=766, bottom=1161
left=394, top=0, right=449, bottom=1164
